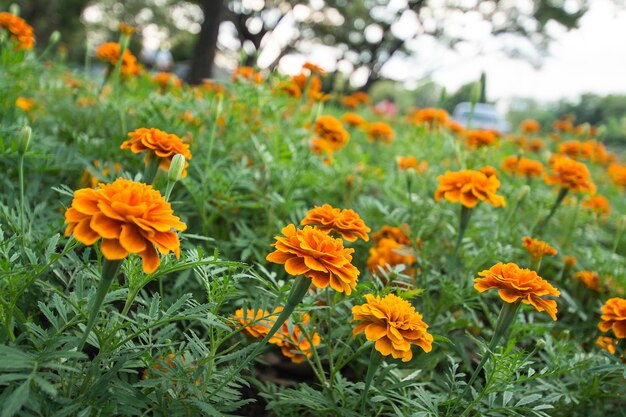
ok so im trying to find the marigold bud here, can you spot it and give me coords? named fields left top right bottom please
left=18, top=125, right=31, bottom=155
left=516, top=184, right=530, bottom=202
left=168, top=154, right=185, bottom=183
left=49, top=30, right=60, bottom=45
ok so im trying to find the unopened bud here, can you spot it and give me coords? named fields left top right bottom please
left=536, top=339, right=546, bottom=350
left=49, top=31, right=61, bottom=45
left=168, top=154, right=185, bottom=182
left=9, top=4, right=20, bottom=16
left=18, top=125, right=31, bottom=155
left=516, top=184, right=530, bottom=201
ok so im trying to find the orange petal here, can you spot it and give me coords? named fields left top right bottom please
left=139, top=245, right=160, bottom=273
left=73, top=219, right=100, bottom=245
left=100, top=238, right=129, bottom=260
left=119, top=224, right=147, bottom=253
left=90, top=212, right=122, bottom=239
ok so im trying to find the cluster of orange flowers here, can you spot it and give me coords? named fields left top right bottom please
left=557, top=140, right=613, bottom=163
left=232, top=66, right=263, bottom=84
left=435, top=169, right=506, bottom=208
left=121, top=128, right=192, bottom=177
left=501, top=156, right=543, bottom=178
left=341, top=91, right=370, bottom=108
left=366, top=226, right=416, bottom=276
left=95, top=42, right=142, bottom=76
left=352, top=294, right=433, bottom=362
left=64, top=178, right=187, bottom=273
left=0, top=12, right=35, bottom=49
left=234, top=307, right=321, bottom=363
left=310, top=115, right=350, bottom=158
left=474, top=262, right=560, bottom=320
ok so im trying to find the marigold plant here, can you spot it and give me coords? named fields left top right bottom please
left=435, top=169, right=506, bottom=208
left=266, top=224, right=360, bottom=294
left=300, top=204, right=370, bottom=242
left=474, top=262, right=560, bottom=320
left=0, top=12, right=35, bottom=49
left=598, top=297, right=626, bottom=338
left=352, top=293, right=432, bottom=362
left=121, top=128, right=192, bottom=177
left=545, top=156, right=595, bottom=194
left=64, top=178, right=187, bottom=273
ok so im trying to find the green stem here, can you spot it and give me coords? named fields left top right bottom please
left=453, top=206, right=473, bottom=260
left=360, top=347, right=383, bottom=414
left=77, top=258, right=122, bottom=350
left=18, top=154, right=26, bottom=234
left=143, top=155, right=160, bottom=184
left=535, top=188, right=568, bottom=235
left=612, top=220, right=624, bottom=253
left=209, top=275, right=310, bottom=396
left=452, top=301, right=520, bottom=416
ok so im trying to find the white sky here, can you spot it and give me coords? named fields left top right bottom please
left=271, top=0, right=626, bottom=104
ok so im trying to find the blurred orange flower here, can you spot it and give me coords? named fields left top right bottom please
left=522, top=236, right=557, bottom=260
left=474, top=262, right=560, bottom=320
left=352, top=293, right=433, bottom=362
left=232, top=66, right=263, bottom=83
left=0, top=12, right=35, bottom=49
left=564, top=255, right=577, bottom=268
left=520, top=119, right=541, bottom=134
left=435, top=169, right=505, bottom=208
left=313, top=115, right=349, bottom=150
left=596, top=336, right=619, bottom=355
left=153, top=72, right=182, bottom=89
left=598, top=297, right=626, bottom=338
left=545, top=156, right=595, bottom=194
left=80, top=160, right=122, bottom=188
left=342, top=112, right=366, bottom=127
left=501, top=156, right=543, bottom=178
left=121, top=128, right=192, bottom=178
left=372, top=225, right=412, bottom=246
left=366, top=238, right=416, bottom=275
left=366, top=121, right=395, bottom=143
left=582, top=195, right=611, bottom=216
left=266, top=224, right=360, bottom=294
left=574, top=271, right=600, bottom=292
left=15, top=97, right=34, bottom=112
left=64, top=178, right=187, bottom=273
left=300, top=204, right=370, bottom=242
left=302, top=62, right=325, bottom=75
left=409, top=107, right=448, bottom=128
left=397, top=156, right=428, bottom=173
left=607, top=163, right=626, bottom=187
left=465, top=130, right=496, bottom=149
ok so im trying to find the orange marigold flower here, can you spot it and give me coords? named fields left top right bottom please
left=409, top=107, right=448, bottom=128
left=501, top=156, right=543, bottom=178
left=465, top=130, right=497, bottom=149
left=564, top=255, right=576, bottom=268
left=574, top=271, right=600, bottom=292
left=341, top=91, right=370, bottom=108
left=153, top=72, right=182, bottom=89
left=522, top=236, right=558, bottom=260
left=598, top=297, right=626, bottom=338
left=118, top=22, right=136, bottom=35
left=366, top=122, right=395, bottom=143
left=96, top=42, right=135, bottom=67
left=302, top=62, right=325, bottom=75
left=233, top=308, right=276, bottom=339
left=277, top=81, right=302, bottom=98
left=15, top=97, right=34, bottom=112
left=313, top=115, right=349, bottom=150
left=64, top=178, right=187, bottom=273
left=596, top=336, right=618, bottom=355
left=474, top=262, right=560, bottom=320
left=553, top=117, right=574, bottom=133
left=545, top=156, right=595, bottom=193
left=435, top=169, right=506, bottom=208
left=300, top=204, right=370, bottom=242
left=372, top=225, right=412, bottom=246
left=478, top=165, right=497, bottom=178
left=607, top=163, right=626, bottom=187
left=342, top=112, right=366, bottom=127
left=307, top=75, right=329, bottom=102
left=266, top=224, right=360, bottom=294
left=520, top=119, right=541, bottom=134
left=273, top=312, right=321, bottom=363
left=121, top=128, right=192, bottom=178
left=232, top=66, right=263, bottom=83
left=366, top=238, right=416, bottom=274
left=397, top=156, right=427, bottom=173
left=310, top=137, right=335, bottom=156
left=0, top=12, right=35, bottom=49
left=527, top=138, right=545, bottom=152
left=582, top=195, right=611, bottom=216
left=445, top=119, right=465, bottom=134
left=558, top=140, right=583, bottom=159
left=352, top=293, right=433, bottom=362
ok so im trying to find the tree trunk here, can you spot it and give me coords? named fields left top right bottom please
left=187, top=0, right=224, bottom=85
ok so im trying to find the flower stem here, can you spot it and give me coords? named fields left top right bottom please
left=535, top=188, right=568, bottom=234
left=210, top=275, right=310, bottom=396
left=143, top=155, right=160, bottom=184
left=77, top=258, right=122, bottom=350
left=360, top=347, right=383, bottom=414
left=18, top=154, right=26, bottom=234
left=452, top=301, right=520, bottom=416
left=453, top=206, right=473, bottom=260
